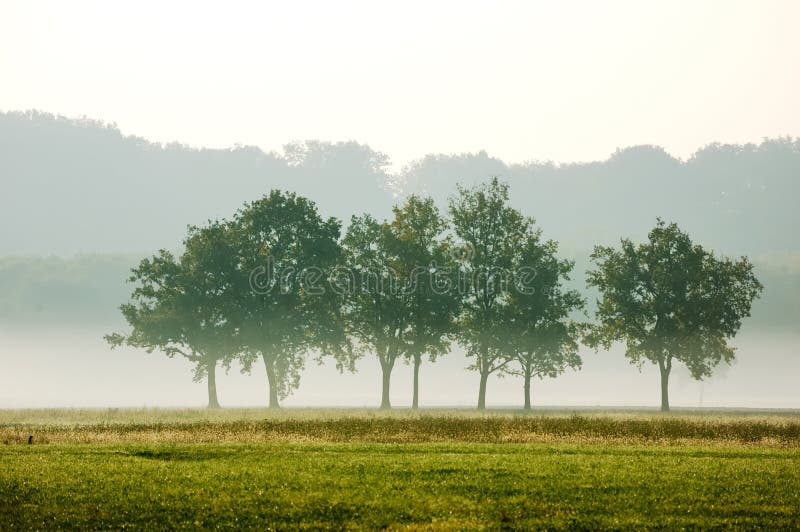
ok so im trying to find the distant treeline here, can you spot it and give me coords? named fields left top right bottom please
left=1, top=110, right=798, bottom=257
left=0, top=251, right=796, bottom=332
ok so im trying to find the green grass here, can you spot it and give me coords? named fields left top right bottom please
left=2, top=409, right=799, bottom=529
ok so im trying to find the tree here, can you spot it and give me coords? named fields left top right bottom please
left=497, top=234, right=585, bottom=410
left=106, top=221, right=240, bottom=408
left=232, top=190, right=351, bottom=408
left=448, top=178, right=533, bottom=409
left=586, top=220, right=763, bottom=411
left=341, top=214, right=410, bottom=409
left=385, top=196, right=460, bottom=409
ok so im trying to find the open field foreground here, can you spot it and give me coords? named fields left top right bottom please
left=2, top=409, right=799, bottom=529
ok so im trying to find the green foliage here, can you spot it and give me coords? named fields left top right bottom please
left=341, top=195, right=459, bottom=408
left=449, top=178, right=557, bottom=408
left=497, top=234, right=586, bottom=407
left=105, top=222, right=240, bottom=407
left=341, top=214, right=411, bottom=408
left=386, top=195, right=459, bottom=365
left=386, top=196, right=460, bottom=407
left=107, top=190, right=354, bottom=408
left=587, top=219, right=763, bottom=410
left=104, top=183, right=765, bottom=412
left=232, top=190, right=351, bottom=406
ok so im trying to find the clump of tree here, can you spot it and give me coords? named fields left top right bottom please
left=341, top=195, right=459, bottom=409
left=107, top=191, right=354, bottom=408
left=389, top=197, right=460, bottom=409
left=497, top=234, right=586, bottom=410
left=105, top=221, right=240, bottom=408
left=232, top=190, right=351, bottom=408
left=340, top=213, right=407, bottom=409
left=107, top=181, right=762, bottom=411
left=447, top=178, right=583, bottom=409
left=586, top=220, right=763, bottom=411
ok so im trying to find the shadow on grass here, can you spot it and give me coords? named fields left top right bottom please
left=118, top=447, right=236, bottom=461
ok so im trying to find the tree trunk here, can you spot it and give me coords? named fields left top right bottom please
left=411, top=353, right=421, bottom=409
left=658, top=357, right=671, bottom=412
left=207, top=359, right=220, bottom=409
left=477, top=371, right=489, bottom=410
left=523, top=370, right=532, bottom=411
left=380, top=359, right=393, bottom=409
left=262, top=353, right=280, bottom=409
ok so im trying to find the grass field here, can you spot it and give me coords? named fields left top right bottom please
left=2, top=409, right=799, bottom=529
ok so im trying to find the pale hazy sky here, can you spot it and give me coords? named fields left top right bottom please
left=2, top=0, right=799, bottom=167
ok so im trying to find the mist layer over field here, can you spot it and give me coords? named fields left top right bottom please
left=1, top=327, right=797, bottom=409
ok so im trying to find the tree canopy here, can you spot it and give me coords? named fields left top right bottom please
left=448, top=178, right=537, bottom=409
left=106, top=184, right=764, bottom=410
left=497, top=232, right=585, bottom=409
left=232, top=190, right=351, bottom=408
left=586, top=220, right=763, bottom=411
left=106, top=221, right=240, bottom=407
left=384, top=196, right=460, bottom=408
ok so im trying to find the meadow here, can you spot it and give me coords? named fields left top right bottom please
left=2, top=409, right=799, bottom=529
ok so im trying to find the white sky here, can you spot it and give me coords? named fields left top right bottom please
left=2, top=0, right=799, bottom=167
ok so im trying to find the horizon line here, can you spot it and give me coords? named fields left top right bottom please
left=3, top=107, right=798, bottom=171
